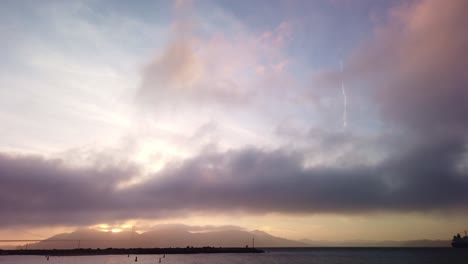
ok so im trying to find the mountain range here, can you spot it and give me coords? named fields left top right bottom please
left=22, top=226, right=306, bottom=249
left=12, top=226, right=450, bottom=249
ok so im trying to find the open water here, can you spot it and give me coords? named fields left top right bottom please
left=1, top=248, right=468, bottom=264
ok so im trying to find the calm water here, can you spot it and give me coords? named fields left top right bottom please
left=1, top=248, right=468, bottom=264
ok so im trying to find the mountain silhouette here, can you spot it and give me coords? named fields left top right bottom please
left=18, top=227, right=450, bottom=249
left=24, top=226, right=307, bottom=249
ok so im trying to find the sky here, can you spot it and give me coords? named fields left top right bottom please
left=0, top=0, right=468, bottom=242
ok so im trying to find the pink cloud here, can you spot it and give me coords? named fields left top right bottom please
left=138, top=5, right=294, bottom=107
left=313, top=0, right=468, bottom=132
left=258, top=21, right=293, bottom=49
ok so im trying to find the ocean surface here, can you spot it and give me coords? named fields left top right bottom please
left=1, top=248, right=468, bottom=264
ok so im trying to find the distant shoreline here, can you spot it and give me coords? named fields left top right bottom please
left=0, top=247, right=263, bottom=256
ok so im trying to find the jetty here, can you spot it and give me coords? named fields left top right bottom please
left=0, top=247, right=263, bottom=256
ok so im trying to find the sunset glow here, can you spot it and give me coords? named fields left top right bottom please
left=1, top=0, right=467, bottom=246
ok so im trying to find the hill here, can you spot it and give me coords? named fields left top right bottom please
left=25, top=226, right=307, bottom=249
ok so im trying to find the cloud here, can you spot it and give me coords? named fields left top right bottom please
left=137, top=2, right=294, bottom=109
left=137, top=1, right=203, bottom=104
left=309, top=0, right=468, bottom=200
left=0, top=153, right=139, bottom=226
left=322, top=0, right=468, bottom=132
left=341, top=0, right=468, bottom=209
left=137, top=1, right=248, bottom=107
left=311, top=0, right=468, bottom=133
left=1, top=137, right=468, bottom=227
left=147, top=223, right=245, bottom=232
left=2, top=0, right=468, bottom=229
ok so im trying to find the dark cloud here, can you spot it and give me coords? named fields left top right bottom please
left=0, top=153, right=138, bottom=226
left=131, top=144, right=468, bottom=214
left=1, top=139, right=468, bottom=227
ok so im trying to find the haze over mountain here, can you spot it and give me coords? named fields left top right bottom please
left=24, top=226, right=306, bottom=249
left=15, top=225, right=451, bottom=250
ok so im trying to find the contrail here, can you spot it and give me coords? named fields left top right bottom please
left=340, top=60, right=347, bottom=127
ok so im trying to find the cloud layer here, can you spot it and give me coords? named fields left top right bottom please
left=1, top=0, right=468, bottom=229
left=1, top=137, right=467, bottom=227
